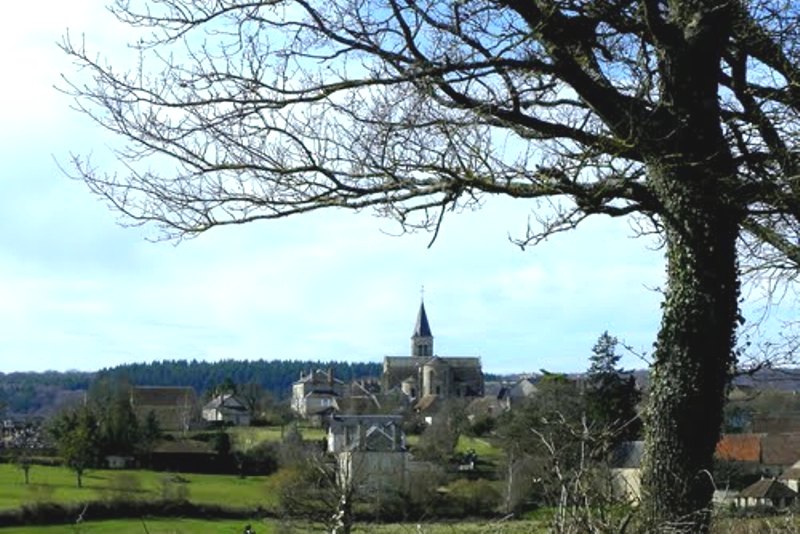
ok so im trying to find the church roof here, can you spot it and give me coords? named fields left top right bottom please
left=413, top=301, right=432, bottom=338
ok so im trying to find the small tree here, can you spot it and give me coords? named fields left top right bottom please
left=50, top=406, right=100, bottom=488
left=140, top=409, right=161, bottom=451
left=277, top=450, right=362, bottom=534
left=414, top=400, right=466, bottom=463
left=496, top=374, right=586, bottom=509
left=13, top=451, right=32, bottom=485
left=11, top=424, right=39, bottom=485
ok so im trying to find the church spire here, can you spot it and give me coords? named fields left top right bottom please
left=411, top=299, right=433, bottom=357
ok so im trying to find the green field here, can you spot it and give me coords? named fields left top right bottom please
left=455, top=436, right=503, bottom=460
left=0, top=464, right=277, bottom=512
left=228, top=425, right=326, bottom=451
left=0, top=518, right=276, bottom=533
left=0, top=518, right=546, bottom=533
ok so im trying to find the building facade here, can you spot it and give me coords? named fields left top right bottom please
left=291, top=368, right=345, bottom=417
left=382, top=302, right=484, bottom=402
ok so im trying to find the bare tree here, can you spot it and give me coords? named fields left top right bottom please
left=61, top=1, right=800, bottom=530
left=278, top=448, right=366, bottom=534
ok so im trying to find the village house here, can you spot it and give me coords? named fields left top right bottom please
left=736, top=478, right=797, bottom=509
left=382, top=301, right=484, bottom=406
left=130, top=386, right=199, bottom=432
left=202, top=393, right=251, bottom=426
left=327, top=414, right=412, bottom=493
left=291, top=368, right=345, bottom=419
left=610, top=440, right=644, bottom=504
left=497, top=377, right=539, bottom=410
left=716, top=432, right=800, bottom=477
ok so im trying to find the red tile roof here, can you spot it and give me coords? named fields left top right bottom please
left=716, top=434, right=762, bottom=463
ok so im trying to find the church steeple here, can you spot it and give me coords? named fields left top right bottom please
left=411, top=300, right=434, bottom=357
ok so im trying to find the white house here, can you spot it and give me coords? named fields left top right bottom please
left=291, top=368, right=345, bottom=418
left=202, top=394, right=251, bottom=426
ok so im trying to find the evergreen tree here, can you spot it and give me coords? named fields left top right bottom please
left=585, top=332, right=641, bottom=447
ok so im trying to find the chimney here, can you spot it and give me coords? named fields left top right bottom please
left=327, top=368, right=333, bottom=385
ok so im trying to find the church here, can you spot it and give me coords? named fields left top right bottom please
left=382, top=302, right=484, bottom=402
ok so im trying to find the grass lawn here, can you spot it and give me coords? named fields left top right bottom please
left=0, top=518, right=546, bottom=533
left=228, top=425, right=326, bottom=451
left=455, top=435, right=502, bottom=460
left=0, top=518, right=278, bottom=533
left=0, top=515, right=789, bottom=534
left=0, top=464, right=277, bottom=512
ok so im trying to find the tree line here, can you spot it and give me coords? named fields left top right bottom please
left=97, top=359, right=383, bottom=400
left=0, top=360, right=383, bottom=416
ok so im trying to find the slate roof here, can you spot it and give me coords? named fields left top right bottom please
left=610, top=440, right=645, bottom=469
left=738, top=478, right=797, bottom=500
left=295, top=369, right=345, bottom=386
left=131, top=386, right=197, bottom=407
left=413, top=301, right=432, bottom=338
left=762, top=433, right=800, bottom=466
left=780, top=467, right=800, bottom=481
left=203, top=394, right=247, bottom=412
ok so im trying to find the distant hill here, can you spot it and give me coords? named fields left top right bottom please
left=732, top=367, right=800, bottom=391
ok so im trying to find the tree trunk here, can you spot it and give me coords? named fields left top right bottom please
left=640, top=166, right=741, bottom=532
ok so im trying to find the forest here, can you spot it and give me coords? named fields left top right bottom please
left=0, top=359, right=386, bottom=416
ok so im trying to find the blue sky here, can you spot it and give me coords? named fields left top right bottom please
left=0, top=2, right=785, bottom=374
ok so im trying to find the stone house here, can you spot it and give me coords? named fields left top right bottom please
left=202, top=394, right=251, bottom=426
left=779, top=459, right=800, bottom=491
left=130, top=386, right=199, bottom=432
left=497, top=377, right=538, bottom=410
left=761, top=433, right=800, bottom=475
left=327, top=414, right=410, bottom=493
left=291, top=368, right=345, bottom=418
left=715, top=432, right=800, bottom=477
left=383, top=302, right=483, bottom=404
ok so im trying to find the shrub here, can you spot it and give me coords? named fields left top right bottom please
left=102, top=472, right=143, bottom=502
left=467, top=414, right=496, bottom=437
left=159, top=474, right=190, bottom=502
left=443, top=478, right=501, bottom=517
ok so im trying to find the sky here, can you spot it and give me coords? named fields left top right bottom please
left=0, top=2, right=787, bottom=375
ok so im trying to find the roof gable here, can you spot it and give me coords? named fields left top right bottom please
left=131, top=386, right=197, bottom=407
left=739, top=478, right=797, bottom=499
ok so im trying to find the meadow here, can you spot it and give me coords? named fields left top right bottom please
left=0, top=517, right=547, bottom=533
left=0, top=464, right=276, bottom=512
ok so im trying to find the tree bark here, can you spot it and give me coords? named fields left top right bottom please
left=641, top=165, right=741, bottom=532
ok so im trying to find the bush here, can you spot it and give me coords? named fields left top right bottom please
left=243, top=442, right=279, bottom=475
left=442, top=478, right=501, bottom=517
left=159, top=474, right=190, bottom=502
left=102, top=472, right=143, bottom=502
left=466, top=414, right=496, bottom=437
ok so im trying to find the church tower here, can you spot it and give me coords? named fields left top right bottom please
left=411, top=300, right=434, bottom=357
